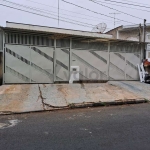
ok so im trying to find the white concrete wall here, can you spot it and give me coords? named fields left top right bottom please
left=118, top=28, right=150, bottom=42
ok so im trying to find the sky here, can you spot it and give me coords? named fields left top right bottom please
left=0, top=0, right=150, bottom=32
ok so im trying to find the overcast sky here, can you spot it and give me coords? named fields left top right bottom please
left=0, top=0, right=150, bottom=32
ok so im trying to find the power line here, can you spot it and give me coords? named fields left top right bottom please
left=58, top=0, right=59, bottom=26
left=62, top=0, right=136, bottom=25
left=112, top=0, right=150, bottom=7
left=2, top=0, right=113, bottom=23
left=26, top=0, right=150, bottom=21
left=90, top=0, right=143, bottom=20
left=1, top=0, right=96, bottom=28
left=0, top=3, right=96, bottom=28
left=97, top=0, right=150, bottom=13
left=97, top=0, right=150, bottom=9
left=22, top=0, right=114, bottom=22
left=0, top=0, right=117, bottom=30
left=36, top=8, right=113, bottom=23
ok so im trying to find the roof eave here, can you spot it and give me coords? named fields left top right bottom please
left=6, top=21, right=112, bottom=39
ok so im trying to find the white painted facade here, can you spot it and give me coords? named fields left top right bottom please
left=107, top=24, right=150, bottom=43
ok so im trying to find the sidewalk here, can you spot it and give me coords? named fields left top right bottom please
left=0, top=81, right=149, bottom=114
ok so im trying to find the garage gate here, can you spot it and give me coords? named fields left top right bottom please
left=4, top=32, right=142, bottom=84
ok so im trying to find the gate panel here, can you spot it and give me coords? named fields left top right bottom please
left=5, top=44, right=31, bottom=83
left=109, top=52, right=126, bottom=80
left=55, top=48, right=69, bottom=81
left=5, top=44, right=54, bottom=83
left=30, top=46, right=54, bottom=83
left=72, top=50, right=108, bottom=80
left=125, top=53, right=141, bottom=80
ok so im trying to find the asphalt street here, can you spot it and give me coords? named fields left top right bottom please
left=0, top=103, right=150, bottom=150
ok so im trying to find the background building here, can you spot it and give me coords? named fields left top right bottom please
left=106, top=24, right=150, bottom=42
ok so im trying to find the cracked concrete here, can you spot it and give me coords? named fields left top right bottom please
left=0, top=81, right=149, bottom=114
left=0, top=84, right=43, bottom=113
left=38, top=84, right=46, bottom=110
left=38, top=84, right=68, bottom=109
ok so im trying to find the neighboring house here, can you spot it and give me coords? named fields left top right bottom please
left=106, top=24, right=150, bottom=42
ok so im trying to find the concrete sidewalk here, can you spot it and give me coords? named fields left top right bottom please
left=0, top=81, right=149, bottom=114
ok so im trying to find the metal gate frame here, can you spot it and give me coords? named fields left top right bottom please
left=3, top=39, right=142, bottom=84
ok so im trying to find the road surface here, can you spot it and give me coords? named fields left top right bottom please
left=0, top=103, right=150, bottom=150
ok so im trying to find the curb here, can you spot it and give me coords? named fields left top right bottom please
left=69, top=99, right=148, bottom=109
left=0, top=99, right=148, bottom=115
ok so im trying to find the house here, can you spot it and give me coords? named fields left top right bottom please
left=0, top=22, right=147, bottom=85
left=106, top=24, right=150, bottom=42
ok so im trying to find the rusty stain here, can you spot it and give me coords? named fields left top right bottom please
left=4, top=100, right=23, bottom=112
left=0, top=85, right=21, bottom=94
left=43, top=84, right=46, bottom=88
left=3, top=86, right=16, bottom=94
left=0, top=85, right=31, bottom=112
left=56, top=85, right=81, bottom=100
left=57, top=86, right=69, bottom=97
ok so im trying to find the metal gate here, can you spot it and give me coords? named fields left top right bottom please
left=3, top=32, right=142, bottom=83
left=5, top=44, right=54, bottom=83
left=109, top=43, right=141, bottom=80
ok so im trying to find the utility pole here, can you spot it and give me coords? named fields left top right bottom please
left=139, top=23, right=142, bottom=43
left=143, top=19, right=147, bottom=59
left=109, top=12, right=121, bottom=28
left=58, top=0, right=60, bottom=27
left=139, top=23, right=142, bottom=61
